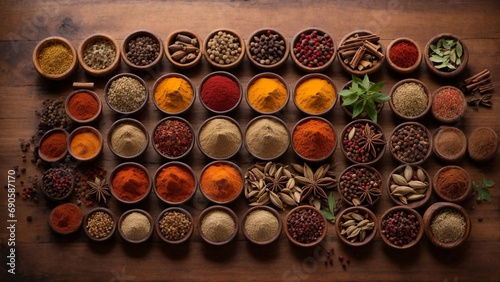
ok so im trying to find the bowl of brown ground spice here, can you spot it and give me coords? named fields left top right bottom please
left=389, top=78, right=432, bottom=121
left=433, top=126, right=467, bottom=163
left=78, top=33, right=121, bottom=77
left=241, top=206, right=282, bottom=245
left=432, top=165, right=472, bottom=204
left=33, top=36, right=78, bottom=80
left=423, top=202, right=471, bottom=249
left=198, top=205, right=238, bottom=246
left=107, top=118, right=149, bottom=159
left=467, top=127, right=499, bottom=163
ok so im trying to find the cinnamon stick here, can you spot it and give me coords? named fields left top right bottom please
left=464, top=69, right=489, bottom=84
left=466, top=78, right=491, bottom=91
left=72, top=82, right=95, bottom=90
left=350, top=46, right=366, bottom=69
left=363, top=41, right=384, bottom=59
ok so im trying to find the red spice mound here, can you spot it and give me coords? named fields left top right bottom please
left=201, top=75, right=240, bottom=112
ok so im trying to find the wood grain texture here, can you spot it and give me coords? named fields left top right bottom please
left=1, top=1, right=499, bottom=281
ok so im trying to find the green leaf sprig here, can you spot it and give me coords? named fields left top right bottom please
left=339, top=74, right=389, bottom=122
left=429, top=38, right=463, bottom=70
left=321, top=192, right=336, bottom=224
left=472, top=175, right=495, bottom=202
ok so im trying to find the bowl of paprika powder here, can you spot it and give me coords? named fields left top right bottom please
left=65, top=89, right=102, bottom=124
left=386, top=37, right=422, bottom=74
left=199, top=161, right=243, bottom=205
left=291, top=116, right=337, bottom=162
left=49, top=203, right=83, bottom=235
left=109, top=162, right=151, bottom=205
left=154, top=162, right=197, bottom=205
left=199, top=71, right=242, bottom=114
left=38, top=128, right=69, bottom=163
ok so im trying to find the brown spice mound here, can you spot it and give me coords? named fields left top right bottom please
left=436, top=168, right=468, bottom=199
left=468, top=127, right=499, bottom=162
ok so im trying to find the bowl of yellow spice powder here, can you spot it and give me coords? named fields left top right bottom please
left=33, top=36, right=78, bottom=80
left=246, top=72, right=289, bottom=115
left=68, top=126, right=103, bottom=162
left=293, top=73, right=337, bottom=115
left=153, top=73, right=196, bottom=115
left=78, top=33, right=121, bottom=77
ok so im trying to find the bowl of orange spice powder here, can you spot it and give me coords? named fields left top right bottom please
left=68, top=126, right=103, bottom=162
left=199, top=161, right=243, bottom=205
left=110, top=162, right=151, bottom=205
left=292, top=117, right=337, bottom=162
left=65, top=89, right=102, bottom=124
left=154, top=162, right=197, bottom=205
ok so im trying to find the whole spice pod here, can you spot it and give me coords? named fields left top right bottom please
left=290, top=28, right=336, bottom=73
left=338, top=164, right=383, bottom=207
left=387, top=164, right=432, bottom=209
left=246, top=28, right=289, bottom=70
left=165, top=30, right=203, bottom=69
left=340, top=119, right=386, bottom=165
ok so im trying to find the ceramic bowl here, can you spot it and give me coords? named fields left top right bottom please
left=340, top=80, right=385, bottom=120
left=198, top=205, right=238, bottom=246
left=153, top=161, right=197, bottom=205
left=204, top=28, right=245, bottom=70
left=379, top=206, right=424, bottom=250
left=152, top=116, right=195, bottom=160
left=246, top=72, right=289, bottom=115
left=165, top=30, right=203, bottom=69
left=243, top=115, right=290, bottom=161
left=83, top=207, right=116, bottom=241
left=33, top=36, right=78, bottom=80
left=433, top=126, right=467, bottom=163
left=424, top=33, right=469, bottom=78
left=340, top=119, right=386, bottom=165
left=291, top=116, right=337, bottom=162
left=156, top=207, right=194, bottom=244
left=337, top=30, right=385, bottom=76
left=38, top=128, right=69, bottom=163
left=284, top=205, right=327, bottom=247
left=389, top=78, right=431, bottom=121
left=197, top=115, right=242, bottom=160
left=67, top=126, right=103, bottom=162
left=78, top=33, right=120, bottom=76
left=121, top=30, right=163, bottom=71
left=109, top=162, right=151, bottom=205
left=104, top=73, right=149, bottom=115
left=467, top=127, right=499, bottom=163
left=432, top=165, right=472, bottom=204
left=107, top=118, right=149, bottom=159
left=388, top=122, right=433, bottom=165
left=335, top=206, right=378, bottom=247
left=386, top=37, right=422, bottom=74
left=246, top=28, right=289, bottom=70
left=290, top=28, right=336, bottom=72
left=49, top=203, right=82, bottom=235
left=118, top=209, right=154, bottom=243
left=64, top=89, right=102, bottom=124
left=387, top=164, right=432, bottom=209
left=241, top=206, right=282, bottom=245
left=423, top=202, right=471, bottom=249
left=293, top=73, right=338, bottom=116
left=431, top=86, right=467, bottom=124
left=199, top=160, right=244, bottom=205
left=338, top=164, right=383, bottom=207
left=152, top=73, right=196, bottom=115
left=198, top=71, right=242, bottom=114
left=41, top=168, right=75, bottom=202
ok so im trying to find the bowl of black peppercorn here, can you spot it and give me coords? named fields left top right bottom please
left=121, top=30, right=163, bottom=71
left=246, top=28, right=289, bottom=71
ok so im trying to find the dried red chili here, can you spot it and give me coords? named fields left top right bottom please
left=154, top=119, right=193, bottom=158
left=389, top=42, right=418, bottom=68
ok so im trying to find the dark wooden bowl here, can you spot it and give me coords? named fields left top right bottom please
left=246, top=72, right=289, bottom=115
left=165, top=30, right=203, bottom=69
left=38, top=128, right=69, bottom=163
left=121, top=30, right=163, bottom=71
left=284, top=205, right=327, bottom=247
left=467, top=127, right=499, bottom=162
left=64, top=89, right=102, bottom=124
left=291, top=116, right=337, bottom=162
left=152, top=116, right=195, bottom=160
left=153, top=161, right=197, bottom=205
left=67, top=126, right=103, bottom=162
left=386, top=164, right=432, bottom=209
left=152, top=73, right=196, bottom=115
left=104, top=73, right=149, bottom=116
left=107, top=118, right=149, bottom=159
left=338, top=164, right=383, bottom=207
left=204, top=28, right=245, bottom=70
left=49, top=203, right=82, bottom=235
left=335, top=206, right=377, bottom=247
left=246, top=28, right=289, bottom=71
left=433, top=126, right=467, bottom=163
left=33, top=36, right=78, bottom=80
left=109, top=162, right=151, bottom=205
left=386, top=37, right=422, bottom=74
left=340, top=119, right=386, bottom=165
left=423, top=202, right=471, bottom=249
left=198, top=160, right=243, bottom=205
left=198, top=71, right=242, bottom=114
left=156, top=207, right=194, bottom=244
left=83, top=207, right=116, bottom=241
left=379, top=206, right=424, bottom=250
left=243, top=115, right=290, bottom=161
left=198, top=205, right=239, bottom=246
left=389, top=78, right=431, bottom=121
left=432, top=165, right=472, bottom=204
left=292, top=73, right=338, bottom=116
left=290, top=28, right=336, bottom=73
left=241, top=206, right=282, bottom=245
left=197, top=115, right=242, bottom=160
left=388, top=122, right=433, bottom=165
left=431, top=86, right=467, bottom=124
left=424, top=33, right=468, bottom=79
left=338, top=30, right=385, bottom=76
left=117, top=209, right=154, bottom=243
left=78, top=33, right=120, bottom=77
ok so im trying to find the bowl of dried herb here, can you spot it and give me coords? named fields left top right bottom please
left=424, top=33, right=469, bottom=78
left=423, top=202, right=471, bottom=249
left=33, top=36, right=78, bottom=80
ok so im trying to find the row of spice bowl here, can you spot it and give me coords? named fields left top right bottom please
left=33, top=29, right=468, bottom=79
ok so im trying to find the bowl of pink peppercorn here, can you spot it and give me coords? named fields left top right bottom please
left=290, top=28, right=336, bottom=73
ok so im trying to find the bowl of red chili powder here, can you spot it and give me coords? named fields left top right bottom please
left=292, top=117, right=337, bottom=162
left=432, top=165, right=472, bottom=204
left=431, top=86, right=467, bottom=124
left=110, top=162, right=151, bottom=205
left=49, top=203, right=83, bottom=235
left=154, top=162, right=197, bottom=205
left=65, top=89, right=102, bottom=124
left=386, top=37, right=422, bottom=74
left=199, top=71, right=242, bottom=114
left=38, top=128, right=69, bottom=163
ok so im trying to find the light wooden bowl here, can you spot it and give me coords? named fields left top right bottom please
left=338, top=30, right=385, bottom=76
left=165, top=30, right=203, bottom=69
left=340, top=119, right=386, bottom=165
left=290, top=28, right=336, bottom=73
left=121, top=30, right=163, bottom=71
left=389, top=78, right=431, bottom=121
left=67, top=126, right=103, bottom=162
left=198, top=205, right=239, bottom=246
left=335, top=206, right=377, bottom=247
left=78, top=33, right=120, bottom=76
left=386, top=164, right=432, bottom=209
left=291, top=116, right=337, bottom=162
left=38, top=128, right=69, bottom=163
left=109, top=162, right=151, bottom=205
left=118, top=209, right=154, bottom=243
left=433, top=126, right=467, bottom=163
left=431, top=86, right=467, bottom=124
left=292, top=73, right=338, bottom=116
left=153, top=161, right=197, bottom=205
left=432, top=165, right=472, bottom=204
left=246, top=72, right=289, bottom=115
left=83, top=207, right=116, bottom=241
left=204, top=28, right=245, bottom=70
left=33, top=36, right=78, bottom=80
left=389, top=122, right=433, bottom=165
left=246, top=28, right=289, bottom=70
left=64, top=89, right=102, bottom=124
left=156, top=207, right=194, bottom=244
left=107, top=118, right=149, bottom=159
left=241, top=206, right=282, bottom=245
left=284, top=205, right=327, bottom=247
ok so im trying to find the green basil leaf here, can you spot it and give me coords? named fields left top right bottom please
left=339, top=89, right=354, bottom=97
left=372, top=92, right=390, bottom=103
left=472, top=181, right=478, bottom=191
left=456, top=41, right=463, bottom=57
left=479, top=188, right=491, bottom=202
left=365, top=100, right=377, bottom=122
left=362, top=74, right=371, bottom=90
left=321, top=210, right=334, bottom=221
left=342, top=94, right=359, bottom=106
left=352, top=103, right=364, bottom=118
left=483, top=180, right=495, bottom=188
left=352, top=75, right=363, bottom=86
left=328, top=192, right=335, bottom=214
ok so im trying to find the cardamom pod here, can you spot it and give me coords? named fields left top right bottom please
left=269, top=191, right=283, bottom=209
left=407, top=193, right=425, bottom=201
left=168, top=44, right=184, bottom=52
left=348, top=127, right=356, bottom=141
left=392, top=174, right=408, bottom=186
left=391, top=186, right=416, bottom=196
left=350, top=212, right=365, bottom=221
left=171, top=50, right=187, bottom=61
left=347, top=228, right=361, bottom=239
left=403, top=165, right=413, bottom=182
left=399, top=196, right=408, bottom=205
left=342, top=220, right=356, bottom=227
left=408, top=180, right=428, bottom=189
left=417, top=167, right=426, bottom=182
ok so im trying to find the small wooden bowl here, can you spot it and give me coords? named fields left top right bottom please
left=432, top=165, right=472, bottom=203
left=423, top=202, right=471, bottom=249
left=340, top=119, right=386, bottom=165
left=121, top=30, right=163, bottom=71
left=389, top=78, right=431, bottom=121
left=104, top=73, right=149, bottom=115
left=387, top=164, right=432, bottom=209
left=118, top=209, right=154, bottom=243
left=83, top=207, right=116, bottom=241
left=38, top=128, right=69, bottom=163
left=290, top=28, right=336, bottom=73
left=49, top=203, right=82, bottom=235
left=246, top=28, right=289, bottom=70
left=431, top=86, right=467, bottom=124
left=246, top=72, right=289, bottom=115
left=199, top=160, right=244, bottom=205
left=433, top=126, right=467, bottom=163
left=78, top=33, right=120, bottom=76
left=204, top=28, right=245, bottom=70
left=198, top=71, right=242, bottom=114
left=197, top=115, right=242, bottom=160
left=152, top=73, right=196, bottom=115
left=152, top=116, right=195, bottom=160
left=165, top=30, right=203, bottom=69
left=389, top=122, right=433, bottom=165
left=107, top=118, right=149, bottom=159
left=386, top=37, right=422, bottom=74
left=198, top=205, right=238, bottom=246
left=243, top=115, right=290, bottom=161
left=379, top=206, right=424, bottom=250
left=338, top=164, right=383, bottom=207
left=293, top=73, right=338, bottom=116
left=109, top=162, right=151, bottom=205
left=41, top=168, right=75, bottom=202
left=33, top=36, right=78, bottom=80
left=64, top=89, right=102, bottom=124
left=153, top=161, right=197, bottom=205
left=340, top=80, right=385, bottom=121
left=284, top=206, right=327, bottom=247
left=338, top=30, right=385, bottom=76
left=67, top=126, right=103, bottom=162
left=241, top=206, right=282, bottom=245
left=291, top=116, right=337, bottom=162
left=467, top=127, right=499, bottom=162
left=424, top=33, right=469, bottom=79
left=335, top=206, right=378, bottom=247
left=156, top=207, right=194, bottom=244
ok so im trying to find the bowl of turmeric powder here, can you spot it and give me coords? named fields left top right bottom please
left=293, top=73, right=337, bottom=115
left=33, top=36, right=78, bottom=80
left=67, top=126, right=103, bottom=162
left=246, top=72, right=289, bottom=115
left=153, top=73, right=196, bottom=115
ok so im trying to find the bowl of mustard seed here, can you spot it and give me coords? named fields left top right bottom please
left=78, top=33, right=121, bottom=77
left=33, top=36, right=78, bottom=80
left=83, top=207, right=116, bottom=241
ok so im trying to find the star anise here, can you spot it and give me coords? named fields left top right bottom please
left=358, top=123, right=386, bottom=158
left=86, top=177, right=110, bottom=204
left=353, top=186, right=381, bottom=206
left=294, top=163, right=337, bottom=208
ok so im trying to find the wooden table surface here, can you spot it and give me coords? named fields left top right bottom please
left=1, top=1, right=499, bottom=281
